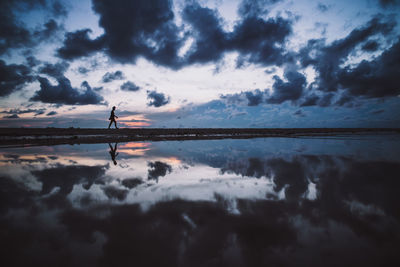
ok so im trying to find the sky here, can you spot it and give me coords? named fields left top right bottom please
left=0, top=0, right=399, bottom=128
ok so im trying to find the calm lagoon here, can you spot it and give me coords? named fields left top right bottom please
left=1, top=135, right=400, bottom=266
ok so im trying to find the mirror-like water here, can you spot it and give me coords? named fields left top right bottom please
left=1, top=135, right=400, bottom=266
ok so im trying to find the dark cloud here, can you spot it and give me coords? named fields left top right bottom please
left=334, top=94, right=354, bottom=106
left=378, top=0, right=400, bottom=7
left=147, top=90, right=170, bottom=107
left=0, top=108, right=45, bottom=115
left=38, top=61, right=69, bottom=78
left=148, top=161, right=172, bottom=182
left=46, top=111, right=57, bottom=116
left=102, top=186, right=128, bottom=201
left=297, top=17, right=397, bottom=106
left=32, top=19, right=62, bottom=42
left=230, top=16, right=292, bottom=67
left=267, top=69, right=306, bottom=104
left=102, top=71, right=125, bottom=83
left=120, top=81, right=140, bottom=92
left=57, top=0, right=292, bottom=69
left=0, top=1, right=67, bottom=55
left=300, top=94, right=319, bottom=107
left=3, top=114, right=19, bottom=119
left=57, top=29, right=105, bottom=60
left=26, top=56, right=41, bottom=67
left=362, top=40, right=380, bottom=51
left=91, top=0, right=182, bottom=67
left=299, top=17, right=395, bottom=92
left=370, top=109, right=385, bottom=114
left=293, top=109, right=305, bottom=117
left=78, top=66, right=89, bottom=74
left=30, top=76, right=106, bottom=105
left=338, top=40, right=400, bottom=98
left=238, top=0, right=282, bottom=18
left=317, top=92, right=334, bottom=107
left=32, top=163, right=108, bottom=196
left=81, top=81, right=103, bottom=92
left=317, top=3, right=329, bottom=12
left=0, top=60, right=34, bottom=97
left=245, top=89, right=264, bottom=106
left=121, top=178, right=143, bottom=189
left=220, top=68, right=306, bottom=106
left=182, top=3, right=228, bottom=64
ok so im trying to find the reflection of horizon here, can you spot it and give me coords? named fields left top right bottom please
left=2, top=143, right=400, bottom=266
left=118, top=142, right=152, bottom=156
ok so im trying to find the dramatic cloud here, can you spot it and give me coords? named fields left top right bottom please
left=46, top=111, right=57, bottom=116
left=221, top=69, right=306, bottom=107
left=238, top=0, right=282, bottom=18
left=299, top=17, right=395, bottom=92
left=293, top=109, right=305, bottom=117
left=337, top=39, right=400, bottom=98
left=147, top=161, right=172, bottom=182
left=317, top=3, right=329, bottom=12
left=0, top=108, right=46, bottom=115
left=3, top=114, right=19, bottom=119
left=30, top=76, right=106, bottom=105
left=81, top=81, right=103, bottom=92
left=182, top=2, right=292, bottom=67
left=378, top=0, right=400, bottom=8
left=39, top=61, right=69, bottom=78
left=102, top=70, right=125, bottom=83
left=90, top=0, right=182, bottom=67
left=267, top=69, right=306, bottom=104
left=57, top=29, right=105, bottom=60
left=0, top=60, right=34, bottom=97
left=0, top=0, right=66, bottom=55
left=121, top=178, right=143, bottom=189
left=245, top=89, right=264, bottom=106
left=102, top=186, right=128, bottom=201
left=230, top=16, right=292, bottom=67
left=77, top=66, right=89, bottom=74
left=56, top=0, right=292, bottom=69
left=361, top=40, right=380, bottom=51
left=147, top=90, right=170, bottom=107
left=32, top=163, right=108, bottom=195
left=297, top=17, right=397, bottom=106
left=181, top=3, right=228, bottom=64
left=120, top=81, right=140, bottom=92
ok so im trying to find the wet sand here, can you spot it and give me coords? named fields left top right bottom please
left=0, top=127, right=399, bottom=147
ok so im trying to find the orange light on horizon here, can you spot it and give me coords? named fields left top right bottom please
left=119, top=115, right=150, bottom=121
left=119, top=142, right=151, bottom=149
left=164, top=156, right=181, bottom=165
left=120, top=121, right=151, bottom=127
left=118, top=148, right=151, bottom=156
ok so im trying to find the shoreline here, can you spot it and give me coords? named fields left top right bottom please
left=0, top=128, right=399, bottom=147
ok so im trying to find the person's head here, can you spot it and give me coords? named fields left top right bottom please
left=112, top=106, right=116, bottom=110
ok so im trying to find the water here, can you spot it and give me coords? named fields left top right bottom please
left=1, top=135, right=400, bottom=266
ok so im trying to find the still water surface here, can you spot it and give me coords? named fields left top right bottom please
left=1, top=135, right=400, bottom=266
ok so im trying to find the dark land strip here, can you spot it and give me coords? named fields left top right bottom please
left=0, top=128, right=399, bottom=147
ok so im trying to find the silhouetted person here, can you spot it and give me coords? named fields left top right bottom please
left=109, top=143, right=119, bottom=165
left=108, top=106, right=119, bottom=129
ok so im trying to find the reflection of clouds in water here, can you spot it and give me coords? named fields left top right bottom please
left=1, top=137, right=400, bottom=266
left=147, top=161, right=172, bottom=182
left=118, top=142, right=152, bottom=156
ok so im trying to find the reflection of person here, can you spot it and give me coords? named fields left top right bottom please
left=109, top=143, right=119, bottom=165
left=108, top=106, right=119, bottom=129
